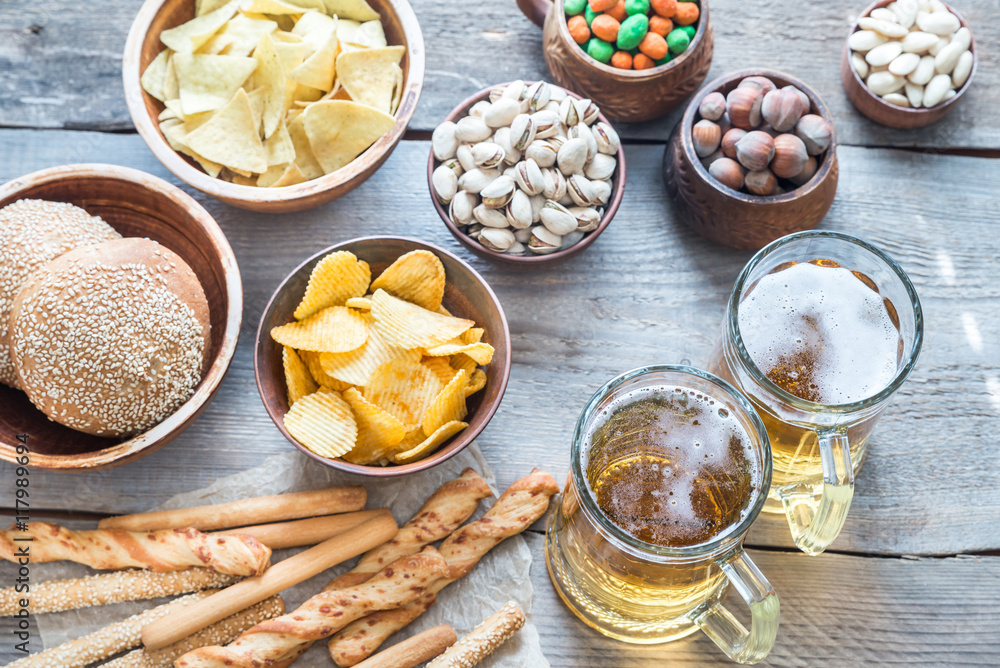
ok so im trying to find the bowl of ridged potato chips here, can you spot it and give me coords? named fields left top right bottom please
left=124, top=0, right=425, bottom=212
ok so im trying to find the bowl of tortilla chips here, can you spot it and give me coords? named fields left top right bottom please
left=123, top=0, right=424, bottom=212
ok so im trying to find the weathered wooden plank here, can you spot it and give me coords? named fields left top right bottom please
left=0, top=0, right=997, bottom=148
left=0, top=130, right=997, bottom=557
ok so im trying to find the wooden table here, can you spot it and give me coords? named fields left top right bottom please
left=2, top=0, right=999, bottom=664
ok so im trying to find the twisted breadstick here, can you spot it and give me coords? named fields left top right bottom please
left=328, top=469, right=558, bottom=666
left=0, top=523, right=270, bottom=575
left=174, top=547, right=450, bottom=668
left=326, top=468, right=491, bottom=590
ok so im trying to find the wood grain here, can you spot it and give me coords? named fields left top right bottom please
left=0, top=131, right=996, bottom=557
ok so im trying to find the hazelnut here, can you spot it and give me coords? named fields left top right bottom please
left=738, top=76, right=777, bottom=97
left=794, top=114, right=833, bottom=156
left=700, top=149, right=725, bottom=169
left=708, top=157, right=746, bottom=191
left=761, top=89, right=806, bottom=132
left=771, top=133, right=809, bottom=179
left=692, top=119, right=722, bottom=158
left=717, top=112, right=733, bottom=136
left=734, top=131, right=775, bottom=172
left=699, top=92, right=727, bottom=121
left=782, top=85, right=811, bottom=116
left=789, top=155, right=819, bottom=186
left=745, top=169, right=778, bottom=196
left=726, top=86, right=763, bottom=130
left=721, top=128, right=747, bottom=159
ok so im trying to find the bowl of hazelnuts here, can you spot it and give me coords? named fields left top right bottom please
left=662, top=69, right=838, bottom=250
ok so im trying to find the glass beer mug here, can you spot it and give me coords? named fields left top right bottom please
left=708, top=231, right=923, bottom=556
left=546, top=365, right=779, bottom=664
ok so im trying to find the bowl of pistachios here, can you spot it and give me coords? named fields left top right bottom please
left=428, top=80, right=626, bottom=266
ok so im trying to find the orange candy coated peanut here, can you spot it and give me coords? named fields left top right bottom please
left=606, top=0, right=628, bottom=21
left=591, top=14, right=620, bottom=42
left=610, top=50, right=633, bottom=69
left=633, top=53, right=655, bottom=69
left=588, top=0, right=617, bottom=11
left=650, top=0, right=677, bottom=18
left=674, top=1, right=699, bottom=25
left=649, top=15, right=673, bottom=36
left=638, top=31, right=668, bottom=59
left=567, top=15, right=591, bottom=44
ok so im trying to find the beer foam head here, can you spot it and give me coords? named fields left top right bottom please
left=739, top=261, right=900, bottom=404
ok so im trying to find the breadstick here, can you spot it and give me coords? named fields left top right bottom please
left=101, top=596, right=285, bottom=668
left=0, top=523, right=270, bottom=575
left=98, top=485, right=366, bottom=532
left=215, top=509, right=392, bottom=550
left=141, top=514, right=398, bottom=651
left=328, top=469, right=558, bottom=666
left=352, top=625, right=457, bottom=668
left=326, top=468, right=491, bottom=590
left=0, top=569, right=237, bottom=616
left=174, top=547, right=451, bottom=668
left=7, top=590, right=214, bottom=668
left=426, top=602, right=524, bottom=668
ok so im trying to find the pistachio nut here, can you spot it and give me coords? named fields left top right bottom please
left=568, top=206, right=600, bottom=232
left=562, top=230, right=586, bottom=247
left=584, top=153, right=616, bottom=181
left=544, top=100, right=561, bottom=114
left=540, top=199, right=577, bottom=236
left=480, top=175, right=515, bottom=209
left=503, top=165, right=517, bottom=179
left=471, top=142, right=506, bottom=168
left=432, top=164, right=458, bottom=205
left=531, top=110, right=561, bottom=139
left=541, top=167, right=567, bottom=201
left=492, top=127, right=521, bottom=165
left=488, top=86, right=506, bottom=104
left=557, top=137, right=588, bottom=175
left=458, top=167, right=500, bottom=194
left=473, top=204, right=510, bottom=228
left=507, top=240, right=527, bottom=255
left=529, top=225, right=562, bottom=254
left=455, top=116, right=491, bottom=143
left=510, top=114, right=537, bottom=151
left=432, top=121, right=459, bottom=161
left=591, top=178, right=612, bottom=205
left=526, top=81, right=552, bottom=112
left=528, top=194, right=545, bottom=223
left=440, top=157, right=463, bottom=177
left=502, top=80, right=526, bottom=103
left=525, top=139, right=558, bottom=168
left=467, top=223, right=485, bottom=240
left=547, top=134, right=566, bottom=150
left=569, top=122, right=597, bottom=161
left=566, top=174, right=597, bottom=207
left=484, top=98, right=521, bottom=128
left=514, top=158, right=545, bottom=196
left=505, top=190, right=533, bottom=229
left=594, top=121, right=620, bottom=155
left=469, top=100, right=492, bottom=119
left=514, top=226, right=533, bottom=243
left=456, top=144, right=476, bottom=172
left=450, top=190, right=477, bottom=226
left=548, top=86, right=568, bottom=103
left=575, top=98, right=600, bottom=125
left=557, top=193, right=575, bottom=207
left=480, top=227, right=516, bottom=252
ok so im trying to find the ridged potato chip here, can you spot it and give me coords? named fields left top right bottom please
left=283, top=346, right=318, bottom=405
left=424, top=341, right=494, bottom=365
left=465, top=368, right=487, bottom=397
left=364, top=360, right=443, bottom=431
left=369, top=250, right=445, bottom=311
left=449, top=353, right=478, bottom=376
left=341, top=387, right=405, bottom=465
left=371, top=289, right=474, bottom=350
left=422, top=369, right=469, bottom=435
left=391, top=421, right=468, bottom=465
left=460, top=328, right=484, bottom=344
left=294, top=251, right=371, bottom=320
left=271, top=305, right=367, bottom=352
left=319, top=318, right=420, bottom=386
left=421, top=356, right=457, bottom=386
left=299, top=350, right=353, bottom=391
left=283, top=389, right=357, bottom=458
left=345, top=296, right=372, bottom=310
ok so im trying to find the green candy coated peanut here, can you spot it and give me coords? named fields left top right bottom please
left=616, top=14, right=648, bottom=50
left=587, top=37, right=615, bottom=63
left=564, top=0, right=587, bottom=14
left=624, top=0, right=650, bottom=15
left=584, top=5, right=598, bottom=26
left=666, top=27, right=690, bottom=54
left=654, top=53, right=673, bottom=66
left=680, top=25, right=696, bottom=38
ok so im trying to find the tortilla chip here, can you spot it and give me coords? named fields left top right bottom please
left=173, top=53, right=258, bottom=115
left=273, top=30, right=303, bottom=43
left=163, top=56, right=180, bottom=100
left=196, top=33, right=234, bottom=54
left=390, top=63, right=403, bottom=114
left=184, top=88, right=268, bottom=173
left=219, top=13, right=278, bottom=56
left=242, top=0, right=318, bottom=14
left=160, top=1, right=238, bottom=53
left=141, top=49, right=172, bottom=102
left=160, top=115, right=224, bottom=177
left=303, top=100, right=395, bottom=174
left=291, top=12, right=338, bottom=55
left=323, top=0, right=379, bottom=21
left=354, top=20, right=387, bottom=47
left=289, top=32, right=339, bottom=92
left=272, top=163, right=307, bottom=187
left=264, top=120, right=296, bottom=165
left=335, top=46, right=404, bottom=114
left=247, top=86, right=266, bottom=131
left=196, top=0, right=232, bottom=15
left=287, top=113, right=325, bottom=180
left=252, top=32, right=286, bottom=138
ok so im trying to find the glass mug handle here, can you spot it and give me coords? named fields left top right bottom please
left=779, top=429, right=855, bottom=556
left=693, top=550, right=780, bottom=664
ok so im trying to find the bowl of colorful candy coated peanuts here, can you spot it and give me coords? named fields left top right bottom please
left=515, top=0, right=714, bottom=122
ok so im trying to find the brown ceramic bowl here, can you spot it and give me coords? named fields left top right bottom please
left=430, top=83, right=626, bottom=267
left=663, top=69, right=839, bottom=251
left=841, top=0, right=976, bottom=129
left=255, top=236, right=511, bottom=476
left=0, top=164, right=242, bottom=470
left=123, top=0, right=425, bottom=213
left=517, top=0, right=713, bottom=122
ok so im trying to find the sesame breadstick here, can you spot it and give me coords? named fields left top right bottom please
left=0, top=523, right=270, bottom=575
left=173, top=547, right=450, bottom=668
left=6, top=590, right=215, bottom=668
left=328, top=469, right=559, bottom=666
left=0, top=568, right=237, bottom=617
left=100, top=596, right=285, bottom=668
left=352, top=625, right=457, bottom=668
left=425, top=602, right=525, bottom=668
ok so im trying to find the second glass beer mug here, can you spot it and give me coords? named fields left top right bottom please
left=546, top=365, right=779, bottom=664
left=708, top=231, right=924, bottom=556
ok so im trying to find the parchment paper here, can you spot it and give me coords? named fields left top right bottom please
left=10, top=445, right=549, bottom=667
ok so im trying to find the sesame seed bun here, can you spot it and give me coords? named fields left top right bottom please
left=9, top=237, right=210, bottom=437
left=0, top=199, right=121, bottom=388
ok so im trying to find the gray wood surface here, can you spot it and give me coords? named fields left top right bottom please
left=0, top=0, right=997, bottom=148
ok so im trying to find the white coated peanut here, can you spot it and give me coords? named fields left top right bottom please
left=905, top=81, right=924, bottom=107
left=908, top=55, right=936, bottom=84
left=928, top=36, right=950, bottom=56
left=901, top=31, right=939, bottom=53
left=858, top=16, right=909, bottom=38
left=870, top=7, right=899, bottom=23
left=922, top=73, right=952, bottom=107
left=889, top=52, right=921, bottom=76
left=891, top=0, right=918, bottom=28
left=935, top=40, right=965, bottom=74
left=951, top=50, right=974, bottom=88
left=867, top=71, right=906, bottom=95
left=866, top=42, right=903, bottom=66
left=882, top=93, right=911, bottom=107
left=849, top=30, right=888, bottom=52
left=852, top=52, right=870, bottom=79
left=917, top=11, right=959, bottom=35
